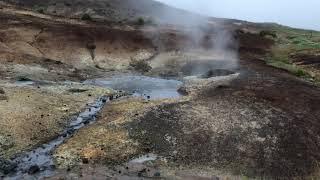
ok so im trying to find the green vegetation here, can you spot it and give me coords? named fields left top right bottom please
left=260, top=30, right=277, bottom=38
left=81, top=13, right=92, bottom=21
left=135, top=17, right=145, bottom=26
left=134, top=17, right=155, bottom=26
left=33, top=5, right=45, bottom=14
left=129, top=59, right=152, bottom=73
left=266, top=58, right=310, bottom=78
left=37, top=8, right=44, bottom=14
left=264, top=26, right=320, bottom=83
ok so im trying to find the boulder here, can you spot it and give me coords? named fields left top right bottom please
left=28, top=165, right=40, bottom=174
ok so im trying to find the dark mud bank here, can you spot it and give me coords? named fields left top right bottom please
left=2, top=76, right=183, bottom=179
left=3, top=96, right=110, bottom=179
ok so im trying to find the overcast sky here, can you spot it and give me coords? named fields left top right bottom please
left=155, top=0, right=320, bottom=31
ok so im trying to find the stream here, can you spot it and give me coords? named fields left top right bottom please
left=5, top=76, right=182, bottom=179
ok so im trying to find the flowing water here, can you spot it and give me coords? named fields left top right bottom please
left=6, top=97, right=108, bottom=179
left=4, top=76, right=183, bottom=179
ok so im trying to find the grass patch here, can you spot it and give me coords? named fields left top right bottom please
left=289, top=36, right=320, bottom=50
left=264, top=26, right=320, bottom=82
left=267, top=58, right=311, bottom=78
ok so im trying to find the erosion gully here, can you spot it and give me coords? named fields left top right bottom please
left=4, top=76, right=182, bottom=179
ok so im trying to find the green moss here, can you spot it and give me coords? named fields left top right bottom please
left=81, top=14, right=92, bottom=21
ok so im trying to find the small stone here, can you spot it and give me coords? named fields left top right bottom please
left=154, top=172, right=161, bottom=177
left=82, top=158, right=89, bottom=164
left=28, top=165, right=40, bottom=174
left=0, top=88, right=5, bottom=94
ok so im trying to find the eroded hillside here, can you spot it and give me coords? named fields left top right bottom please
left=1, top=0, right=320, bottom=179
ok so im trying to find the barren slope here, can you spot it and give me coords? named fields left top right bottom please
left=0, top=0, right=320, bottom=179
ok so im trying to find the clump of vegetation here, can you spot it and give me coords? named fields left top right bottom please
left=289, top=36, right=320, bottom=49
left=266, top=58, right=311, bottom=78
left=81, top=13, right=92, bottom=21
left=260, top=30, right=277, bottom=38
left=0, top=88, right=5, bottom=94
left=134, top=17, right=156, bottom=26
left=262, top=26, right=320, bottom=83
left=37, top=8, right=44, bottom=14
left=135, top=17, right=145, bottom=26
left=33, top=5, right=46, bottom=14
left=86, top=42, right=96, bottom=50
left=86, top=42, right=96, bottom=60
left=129, top=59, right=152, bottom=73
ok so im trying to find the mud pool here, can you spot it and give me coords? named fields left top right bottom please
left=85, top=76, right=183, bottom=99
left=3, top=76, right=183, bottom=179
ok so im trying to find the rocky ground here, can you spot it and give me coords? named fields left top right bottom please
left=0, top=0, right=320, bottom=179
left=46, top=56, right=320, bottom=180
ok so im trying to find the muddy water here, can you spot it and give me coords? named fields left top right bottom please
left=4, top=76, right=182, bottom=179
left=85, top=76, right=183, bottom=100
left=6, top=97, right=108, bottom=179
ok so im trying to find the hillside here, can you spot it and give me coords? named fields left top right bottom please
left=0, top=0, right=320, bottom=179
left=1, top=0, right=205, bottom=25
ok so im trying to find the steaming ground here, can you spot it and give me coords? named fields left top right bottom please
left=1, top=0, right=320, bottom=179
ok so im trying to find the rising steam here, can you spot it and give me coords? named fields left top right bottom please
left=144, top=1, right=239, bottom=75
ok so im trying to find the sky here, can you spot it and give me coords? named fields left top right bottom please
left=155, top=0, right=320, bottom=31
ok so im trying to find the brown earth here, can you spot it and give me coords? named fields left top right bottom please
left=1, top=0, right=320, bottom=179
left=0, top=82, right=112, bottom=160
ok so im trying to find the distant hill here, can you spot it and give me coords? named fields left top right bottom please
left=1, top=0, right=206, bottom=25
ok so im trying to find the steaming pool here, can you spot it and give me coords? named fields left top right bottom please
left=84, top=75, right=183, bottom=99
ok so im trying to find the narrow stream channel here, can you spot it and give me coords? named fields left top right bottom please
left=6, top=97, right=109, bottom=179
left=5, top=76, right=183, bottom=179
